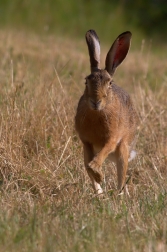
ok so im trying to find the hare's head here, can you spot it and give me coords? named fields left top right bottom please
left=85, top=30, right=132, bottom=111
left=85, top=69, right=112, bottom=111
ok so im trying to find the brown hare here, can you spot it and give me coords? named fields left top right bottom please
left=75, top=30, right=137, bottom=195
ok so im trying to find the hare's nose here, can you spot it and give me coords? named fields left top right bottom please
left=90, top=99, right=101, bottom=110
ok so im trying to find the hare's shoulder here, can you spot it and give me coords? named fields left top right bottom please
left=111, top=83, right=137, bottom=116
left=112, top=83, right=138, bottom=127
left=112, top=83, right=131, bottom=105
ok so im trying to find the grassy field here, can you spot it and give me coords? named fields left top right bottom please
left=0, top=28, right=166, bottom=252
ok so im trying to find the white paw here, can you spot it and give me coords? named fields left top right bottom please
left=95, top=182, right=103, bottom=195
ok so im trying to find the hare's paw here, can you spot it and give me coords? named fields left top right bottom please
left=88, top=159, right=103, bottom=183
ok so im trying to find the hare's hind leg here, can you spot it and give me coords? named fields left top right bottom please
left=83, top=143, right=103, bottom=194
left=116, top=141, right=129, bottom=192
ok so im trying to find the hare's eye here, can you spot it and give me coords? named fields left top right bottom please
left=108, top=81, right=112, bottom=88
left=85, top=80, right=87, bottom=85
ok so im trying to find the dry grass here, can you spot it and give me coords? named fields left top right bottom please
left=0, top=29, right=166, bottom=252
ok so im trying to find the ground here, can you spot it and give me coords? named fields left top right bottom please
left=0, top=29, right=166, bottom=252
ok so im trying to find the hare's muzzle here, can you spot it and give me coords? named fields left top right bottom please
left=89, top=99, right=102, bottom=111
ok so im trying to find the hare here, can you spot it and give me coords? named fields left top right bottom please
left=75, top=30, right=137, bottom=195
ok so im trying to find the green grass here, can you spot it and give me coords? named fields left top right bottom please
left=0, top=191, right=167, bottom=251
left=0, top=0, right=145, bottom=47
left=1, top=0, right=167, bottom=53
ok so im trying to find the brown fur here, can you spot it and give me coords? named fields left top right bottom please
left=75, top=30, right=137, bottom=194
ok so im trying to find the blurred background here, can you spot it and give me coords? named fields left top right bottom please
left=0, top=0, right=167, bottom=47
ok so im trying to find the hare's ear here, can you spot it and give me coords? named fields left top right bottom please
left=105, top=31, right=132, bottom=76
left=85, top=30, right=100, bottom=73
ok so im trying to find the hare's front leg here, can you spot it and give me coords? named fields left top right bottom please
left=83, top=143, right=103, bottom=194
left=89, top=140, right=117, bottom=174
left=116, top=141, right=129, bottom=191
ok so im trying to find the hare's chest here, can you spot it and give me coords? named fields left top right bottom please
left=78, top=113, right=112, bottom=145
